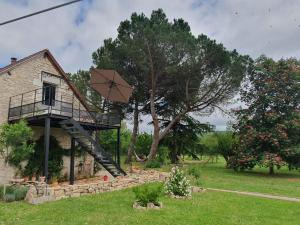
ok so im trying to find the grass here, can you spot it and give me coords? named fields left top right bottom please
left=123, top=156, right=300, bottom=198
left=1, top=157, right=300, bottom=225
left=183, top=158, right=300, bottom=198
left=0, top=185, right=300, bottom=225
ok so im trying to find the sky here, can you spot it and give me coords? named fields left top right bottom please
left=1, top=0, right=300, bottom=131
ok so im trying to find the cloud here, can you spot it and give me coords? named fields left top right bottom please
left=1, top=0, right=300, bottom=131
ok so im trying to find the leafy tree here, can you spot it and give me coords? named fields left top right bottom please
left=215, top=132, right=238, bottom=167
left=199, top=133, right=219, bottom=162
left=0, top=120, right=34, bottom=174
left=232, top=57, right=300, bottom=174
left=162, top=116, right=211, bottom=163
left=92, top=9, right=249, bottom=161
left=69, top=70, right=103, bottom=111
left=98, top=124, right=131, bottom=157
left=93, top=36, right=149, bottom=163
left=135, top=132, right=152, bottom=156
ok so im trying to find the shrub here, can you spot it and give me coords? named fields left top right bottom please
left=133, top=184, right=163, bottom=207
left=13, top=186, right=29, bottom=201
left=0, top=185, right=29, bottom=202
left=187, top=166, right=201, bottom=179
left=0, top=120, right=35, bottom=173
left=187, top=166, right=202, bottom=186
left=165, top=166, right=191, bottom=197
left=24, top=135, right=64, bottom=179
left=0, top=185, right=4, bottom=200
left=3, top=194, right=15, bottom=202
left=135, top=133, right=152, bottom=156
left=157, top=146, right=169, bottom=165
left=145, top=159, right=161, bottom=168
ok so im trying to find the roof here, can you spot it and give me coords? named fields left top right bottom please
left=0, top=49, right=90, bottom=111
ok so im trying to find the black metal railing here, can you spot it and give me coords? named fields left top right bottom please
left=8, top=87, right=121, bottom=127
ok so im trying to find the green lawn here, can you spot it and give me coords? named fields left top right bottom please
left=183, top=159, right=300, bottom=198
left=124, top=157, right=300, bottom=198
left=1, top=159, right=300, bottom=225
left=0, top=186, right=300, bottom=225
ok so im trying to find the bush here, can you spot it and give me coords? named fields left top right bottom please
left=0, top=120, right=34, bottom=172
left=165, top=166, right=191, bottom=197
left=24, top=135, right=64, bottom=179
left=135, top=133, right=152, bottom=156
left=145, top=159, right=161, bottom=168
left=0, top=186, right=4, bottom=200
left=3, top=194, right=15, bottom=202
left=187, top=166, right=202, bottom=186
left=157, top=146, right=169, bottom=165
left=187, top=166, right=201, bottom=179
left=133, top=184, right=163, bottom=207
left=0, top=185, right=28, bottom=202
left=13, top=186, right=29, bottom=201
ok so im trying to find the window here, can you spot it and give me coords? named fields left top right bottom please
left=42, top=83, right=56, bottom=106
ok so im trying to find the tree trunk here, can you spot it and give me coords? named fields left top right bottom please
left=269, top=165, right=274, bottom=175
left=125, top=101, right=139, bottom=164
left=146, top=41, right=160, bottom=161
left=169, top=147, right=178, bottom=164
left=145, top=40, right=187, bottom=160
left=147, top=90, right=160, bottom=160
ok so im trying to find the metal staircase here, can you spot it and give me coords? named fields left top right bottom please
left=60, top=118, right=126, bottom=177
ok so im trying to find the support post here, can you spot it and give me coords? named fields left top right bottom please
left=70, top=138, right=75, bottom=185
left=117, top=127, right=121, bottom=167
left=20, top=93, right=24, bottom=117
left=7, top=97, right=11, bottom=121
left=44, top=117, right=51, bottom=182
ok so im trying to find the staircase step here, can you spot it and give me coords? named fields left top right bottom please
left=60, top=118, right=126, bottom=177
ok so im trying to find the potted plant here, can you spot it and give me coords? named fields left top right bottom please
left=39, top=176, right=46, bottom=183
left=31, top=174, right=36, bottom=182
left=23, top=176, right=29, bottom=182
left=22, top=171, right=29, bottom=182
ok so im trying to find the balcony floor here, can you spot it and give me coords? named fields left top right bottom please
left=9, top=114, right=120, bottom=131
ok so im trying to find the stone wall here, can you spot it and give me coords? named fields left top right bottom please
left=25, top=170, right=169, bottom=204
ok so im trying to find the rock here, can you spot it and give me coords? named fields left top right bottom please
left=54, top=189, right=64, bottom=198
left=192, top=186, right=206, bottom=193
left=147, top=203, right=155, bottom=208
left=133, top=201, right=146, bottom=210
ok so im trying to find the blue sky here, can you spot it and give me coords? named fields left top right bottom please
left=1, top=0, right=300, bottom=131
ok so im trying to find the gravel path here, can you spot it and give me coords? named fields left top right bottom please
left=207, top=188, right=300, bottom=202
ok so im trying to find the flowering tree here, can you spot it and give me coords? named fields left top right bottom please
left=232, top=57, right=300, bottom=174
left=165, top=166, right=191, bottom=197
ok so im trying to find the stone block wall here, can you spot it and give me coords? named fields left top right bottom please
left=25, top=170, right=170, bottom=204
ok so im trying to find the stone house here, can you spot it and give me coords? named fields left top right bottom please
left=0, top=49, right=125, bottom=184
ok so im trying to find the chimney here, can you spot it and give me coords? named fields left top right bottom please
left=11, top=57, right=17, bottom=64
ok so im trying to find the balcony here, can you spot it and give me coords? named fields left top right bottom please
left=8, top=87, right=121, bottom=127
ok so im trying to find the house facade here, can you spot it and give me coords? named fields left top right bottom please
left=0, top=49, right=125, bottom=184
